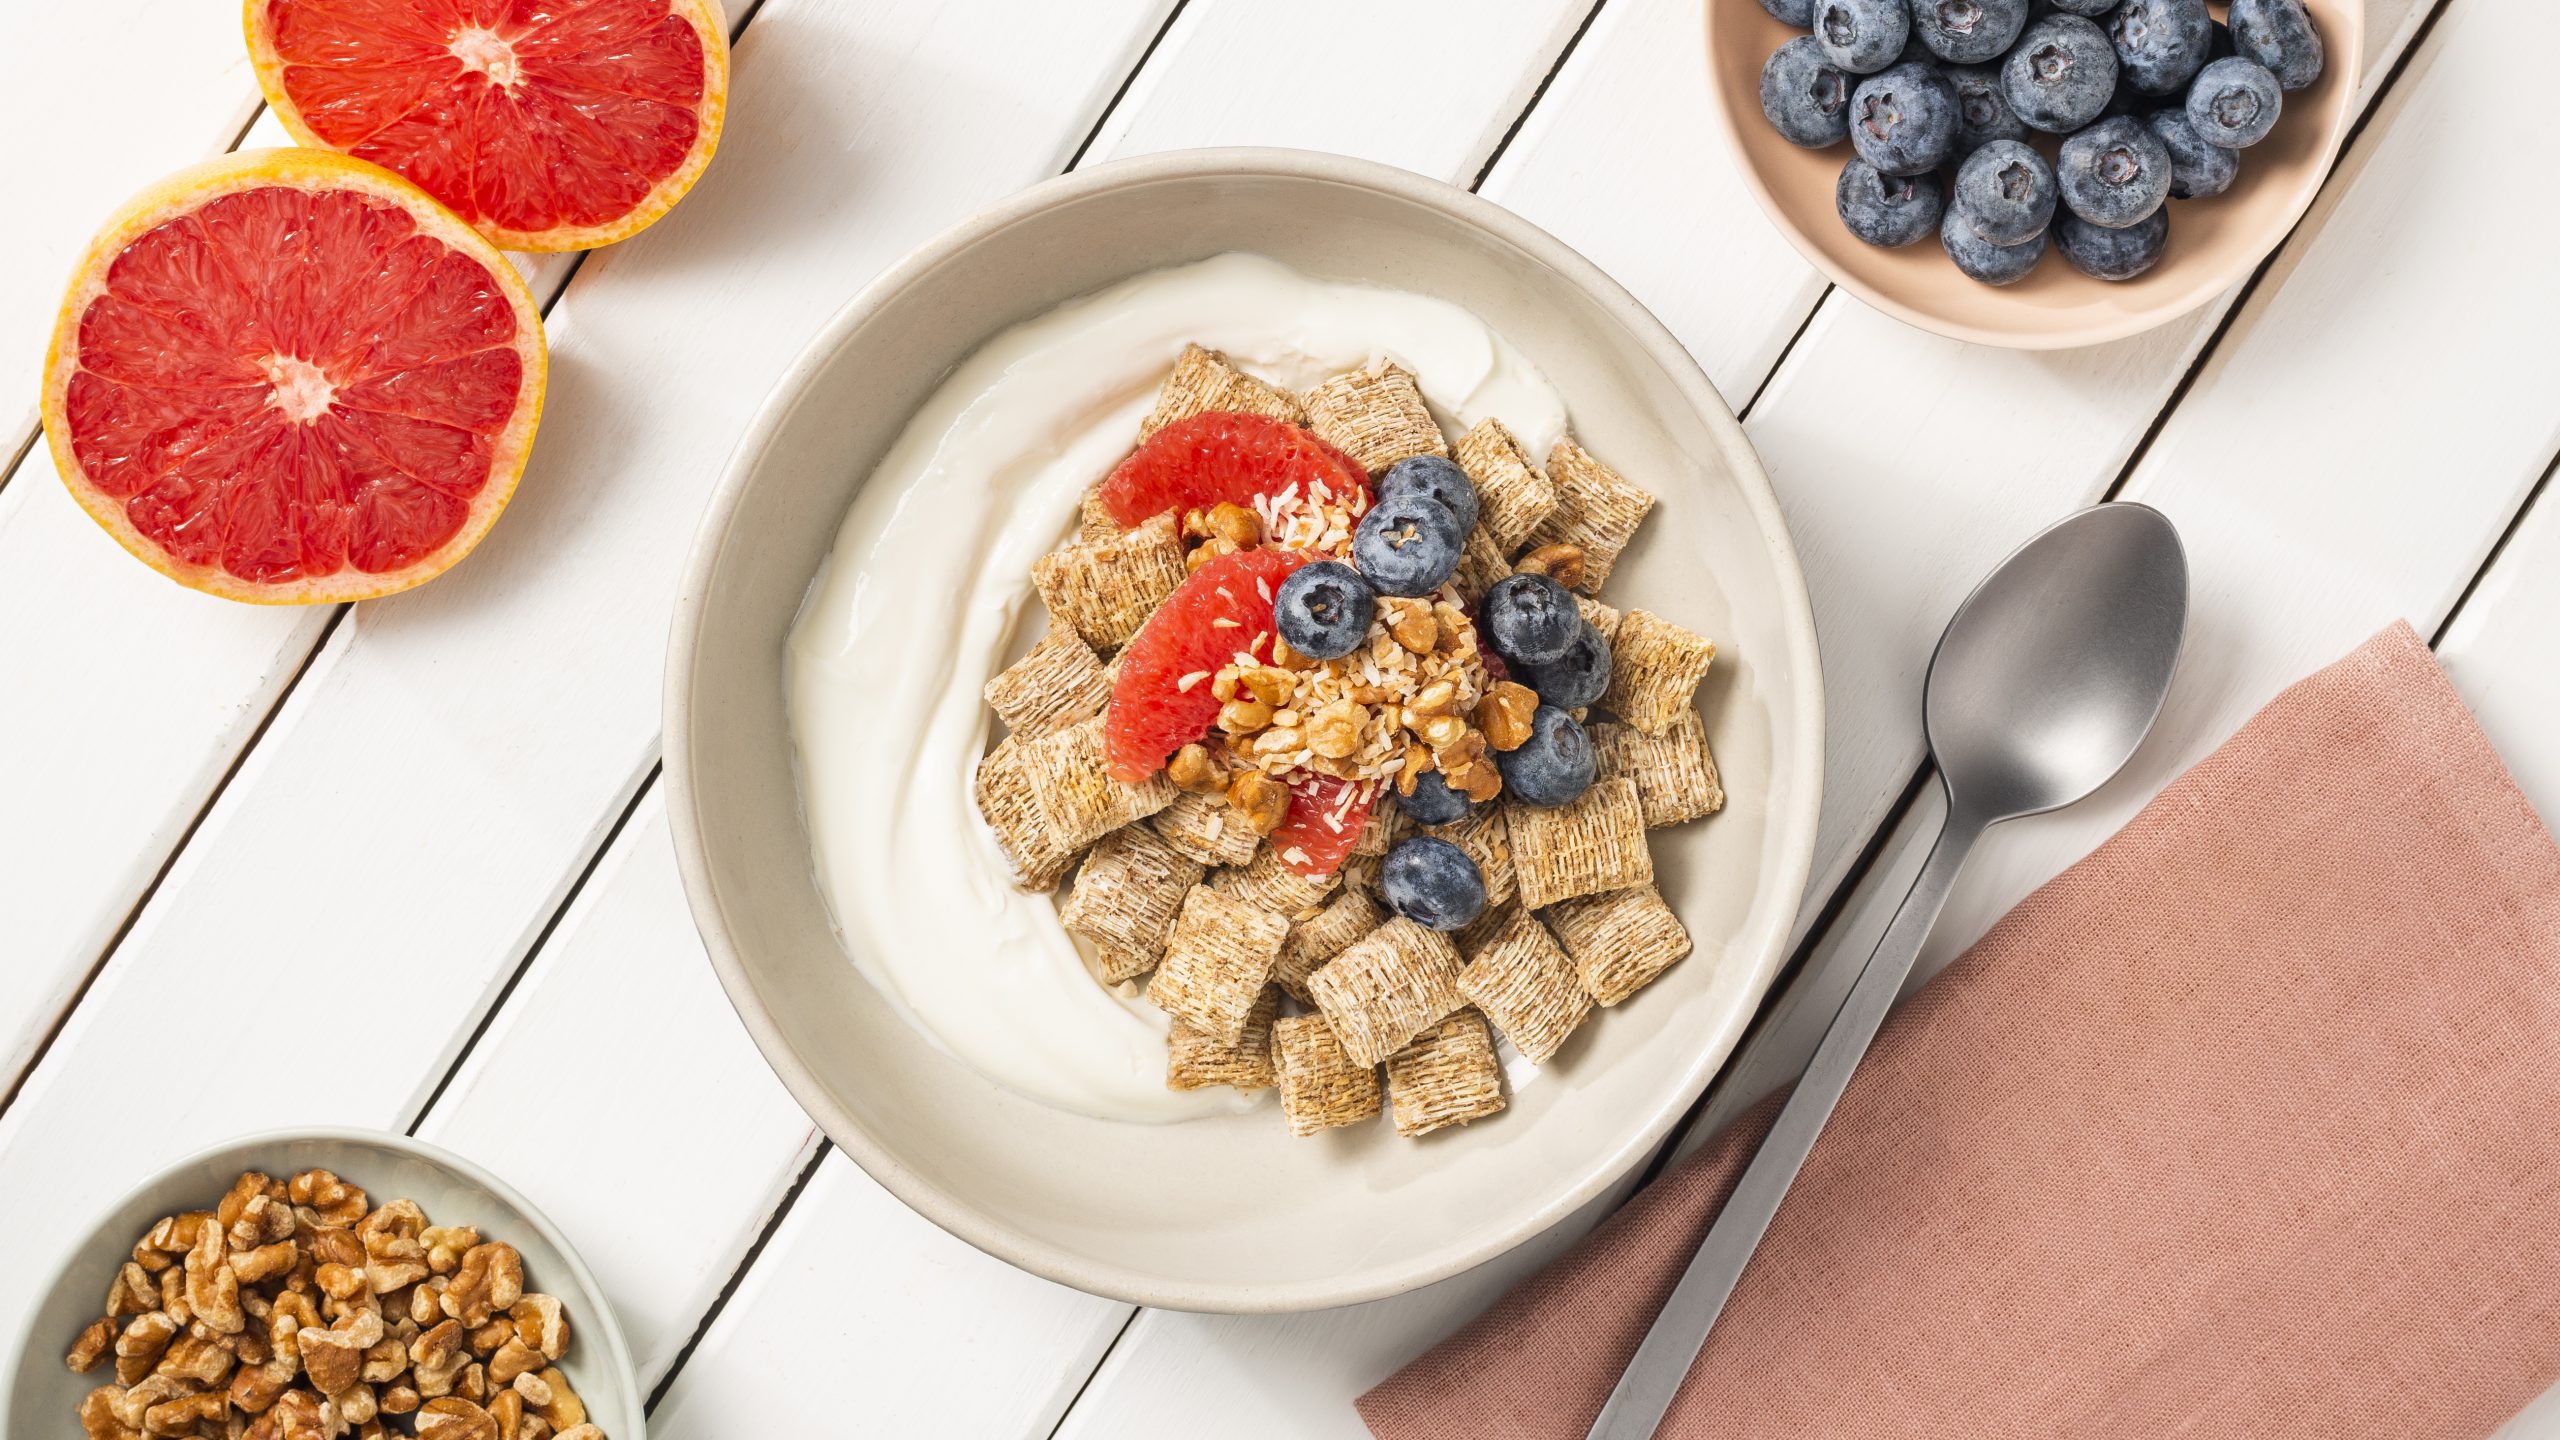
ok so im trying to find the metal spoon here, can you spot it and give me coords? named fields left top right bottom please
left=1587, top=502, right=2188, bottom=1440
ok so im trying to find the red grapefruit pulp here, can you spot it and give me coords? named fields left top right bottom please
left=1096, top=411, right=1370, bottom=532
left=1273, top=771, right=1377, bottom=879
left=1104, top=548, right=1312, bottom=782
left=42, top=150, right=546, bottom=604
left=247, top=0, right=730, bottom=252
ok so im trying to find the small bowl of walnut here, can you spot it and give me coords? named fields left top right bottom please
left=4, top=1129, right=640, bottom=1440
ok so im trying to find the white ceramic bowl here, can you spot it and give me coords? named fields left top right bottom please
left=666, top=149, right=1824, bottom=1312
left=4, top=1129, right=642, bottom=1436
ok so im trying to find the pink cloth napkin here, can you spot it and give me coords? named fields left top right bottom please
left=1362, top=622, right=2560, bottom=1439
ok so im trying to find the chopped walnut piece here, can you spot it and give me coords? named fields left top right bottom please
left=415, top=1397, right=499, bottom=1440
left=377, top=1385, right=421, bottom=1418
left=528, top=1369, right=585, bottom=1431
left=358, top=1200, right=430, bottom=1292
left=441, top=1244, right=523, bottom=1328
left=1227, top=771, right=1289, bottom=835
left=469, top=1318, right=516, bottom=1354
left=231, top=1241, right=297, bottom=1286
left=556, top=1427, right=603, bottom=1440
left=421, top=1227, right=480, bottom=1277
left=298, top=1325, right=367, bottom=1395
left=287, top=1171, right=368, bottom=1229
left=68, top=1316, right=116, bottom=1372
left=1515, top=542, right=1586, bottom=591
left=106, top=1263, right=160, bottom=1318
left=1476, top=681, right=1538, bottom=751
left=509, top=1296, right=569, bottom=1362
left=510, top=1371, right=553, bottom=1408
left=155, top=1331, right=236, bottom=1386
left=411, top=1320, right=470, bottom=1398
left=143, top=1390, right=229, bottom=1434
left=1166, top=742, right=1228, bottom=795
left=182, top=1226, right=245, bottom=1335
left=79, top=1385, right=141, bottom=1440
left=487, top=1337, right=543, bottom=1386
left=114, top=1311, right=178, bottom=1372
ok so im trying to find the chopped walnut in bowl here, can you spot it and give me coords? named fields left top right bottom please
left=7, top=1132, right=638, bottom=1440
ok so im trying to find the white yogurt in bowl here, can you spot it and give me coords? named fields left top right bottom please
left=786, top=253, right=1566, bottom=1124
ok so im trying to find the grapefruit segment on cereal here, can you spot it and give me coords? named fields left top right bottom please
left=1097, top=411, right=1370, bottom=537
left=1104, top=547, right=1311, bottom=782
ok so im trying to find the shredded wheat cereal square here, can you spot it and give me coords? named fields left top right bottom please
left=973, top=736, right=1081, bottom=892
left=1507, top=778, right=1651, bottom=908
left=1545, top=885, right=1693, bottom=1005
left=1148, top=886, right=1288, bottom=1045
left=1210, top=844, right=1339, bottom=920
left=1167, top=985, right=1280, bottom=1092
left=1578, top=595, right=1622, bottom=647
left=1602, top=610, right=1717, bottom=735
left=1350, top=798, right=1409, bottom=857
left=1306, top=917, right=1466, bottom=1066
left=1061, top=826, right=1205, bottom=980
left=1590, top=712, right=1725, bottom=827
left=1457, top=907, right=1592, bottom=1063
left=1078, top=483, right=1119, bottom=542
left=1454, top=896, right=1520, bottom=957
left=1149, top=789, right=1263, bottom=868
left=1141, top=343, right=1307, bottom=438
left=1386, top=1010, right=1507, bottom=1137
left=1273, top=888, right=1387, bottom=1002
left=1017, top=716, right=1177, bottom=860
left=1453, top=417, right=1558, bottom=555
left=1453, top=520, right=1513, bottom=597
left=1303, top=364, right=1446, bottom=474
left=1271, top=1013, right=1382, bottom=1136
left=1527, top=438, right=1655, bottom=594
left=984, top=627, right=1113, bottom=739
left=1422, top=807, right=1515, bottom=908
left=1032, top=511, right=1185, bottom=649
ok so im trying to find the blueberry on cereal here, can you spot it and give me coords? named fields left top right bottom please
left=1353, top=493, right=1465, bottom=597
left=1382, top=836, right=1489, bottom=932
left=1497, top=705, right=1598, bottom=808
left=1398, top=767, right=1478, bottom=827
left=1377, top=454, right=1480, bottom=539
left=1484, top=573, right=1581, bottom=668
left=1274, top=559, right=1375, bottom=661
left=1522, top=621, right=1612, bottom=710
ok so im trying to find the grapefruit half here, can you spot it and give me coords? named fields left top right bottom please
left=42, top=149, right=547, bottom=605
left=246, top=0, right=730, bottom=252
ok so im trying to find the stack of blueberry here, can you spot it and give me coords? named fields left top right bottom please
left=1272, top=455, right=1612, bottom=933
left=1758, top=0, right=2324, bottom=284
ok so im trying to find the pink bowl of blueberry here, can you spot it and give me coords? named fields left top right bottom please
left=1702, top=0, right=2361, bottom=348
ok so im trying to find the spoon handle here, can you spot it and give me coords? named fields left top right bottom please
left=1584, top=815, right=1983, bottom=1440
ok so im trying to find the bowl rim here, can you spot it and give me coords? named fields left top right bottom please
left=3, top=1125, right=644, bottom=1433
left=1698, top=0, right=2364, bottom=350
left=663, top=145, right=1826, bottom=1312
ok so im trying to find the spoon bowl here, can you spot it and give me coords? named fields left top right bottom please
left=1926, top=503, right=2189, bottom=824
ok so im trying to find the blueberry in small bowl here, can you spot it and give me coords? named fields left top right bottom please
left=1944, top=63, right=2030, bottom=149
left=1495, top=705, right=1598, bottom=808
left=1953, top=139, right=2056, bottom=247
left=1396, top=768, right=1478, bottom=828
left=2002, top=14, right=2118, bottom=132
left=1941, top=207, right=2049, bottom=285
left=2185, top=56, right=2282, bottom=148
left=1273, top=559, right=1375, bottom=661
left=1352, top=493, right=1463, bottom=597
left=1849, top=62, right=1961, bottom=176
left=1912, top=0, right=2028, bottom=65
left=1381, top=836, right=1487, bottom=931
left=2109, top=0, right=2213, bottom=97
left=1762, top=0, right=1820, bottom=25
left=1837, top=159, right=1944, bottom=248
left=1375, top=454, right=1479, bottom=538
left=2058, top=115, right=2172, bottom=228
left=1761, top=36, right=1856, bottom=148
left=1521, top=622, right=1612, bottom=710
left=1484, top=572, right=1581, bottom=667
left=1813, top=0, right=1912, bottom=74
left=2042, top=0, right=2116, bottom=13
left=2055, top=207, right=2170, bottom=281
left=2145, top=108, right=2238, bottom=199
left=2230, top=0, right=2323, bottom=90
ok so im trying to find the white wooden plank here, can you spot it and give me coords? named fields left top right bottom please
left=2439, top=476, right=2560, bottom=823
left=409, top=795, right=820, bottom=1389
left=1475, top=0, right=1826, bottom=404
left=0, top=109, right=579, bottom=1086
left=0, top=0, right=1176, bottom=1352
left=0, top=2, right=262, bottom=456
left=1086, top=0, right=1591, bottom=184
left=646, top=1150, right=1128, bottom=1438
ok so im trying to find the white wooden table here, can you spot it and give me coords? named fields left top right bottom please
left=5, top=0, right=2555, bottom=1433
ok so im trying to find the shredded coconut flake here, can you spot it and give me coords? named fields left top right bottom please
left=1212, top=617, right=1240, bottom=629
left=1176, top=670, right=1209, bottom=693
left=1283, top=845, right=1311, bottom=866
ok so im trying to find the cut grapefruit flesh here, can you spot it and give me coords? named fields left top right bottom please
left=1273, top=771, right=1376, bottom=879
left=1104, top=548, right=1312, bottom=783
left=246, top=0, right=730, bottom=252
left=41, top=149, right=546, bottom=605
left=1096, top=412, right=1371, bottom=532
